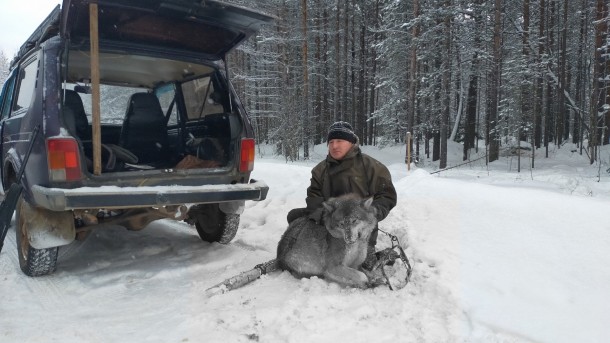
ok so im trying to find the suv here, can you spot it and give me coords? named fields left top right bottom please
left=0, top=0, right=272, bottom=276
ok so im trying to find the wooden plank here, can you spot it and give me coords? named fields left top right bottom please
left=89, top=2, right=102, bottom=175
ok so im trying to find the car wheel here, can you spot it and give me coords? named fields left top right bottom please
left=187, top=204, right=240, bottom=244
left=15, top=196, right=58, bottom=277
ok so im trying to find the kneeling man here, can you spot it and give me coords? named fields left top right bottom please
left=288, top=121, right=397, bottom=269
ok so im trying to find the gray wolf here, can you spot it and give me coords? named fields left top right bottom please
left=277, top=194, right=377, bottom=288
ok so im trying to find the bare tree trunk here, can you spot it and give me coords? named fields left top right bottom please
left=450, top=73, right=463, bottom=143
left=349, top=1, right=357, bottom=131
left=599, top=0, right=610, bottom=146
left=333, top=0, right=341, bottom=122
left=313, top=0, right=323, bottom=145
left=573, top=0, right=587, bottom=146
left=557, top=0, right=568, bottom=145
left=463, top=0, right=482, bottom=161
left=433, top=130, right=440, bottom=162
left=408, top=0, right=420, bottom=161
left=543, top=0, right=553, bottom=157
left=534, top=0, right=546, bottom=150
left=517, top=0, right=531, bottom=172
left=357, top=21, right=366, bottom=144
left=488, top=0, right=502, bottom=162
left=433, top=55, right=442, bottom=163
left=440, top=0, right=451, bottom=169
left=367, top=0, right=380, bottom=145
left=301, top=0, right=309, bottom=159
left=547, top=0, right=556, bottom=149
left=322, top=6, right=331, bottom=140
left=591, top=0, right=609, bottom=161
left=342, top=1, right=349, bottom=121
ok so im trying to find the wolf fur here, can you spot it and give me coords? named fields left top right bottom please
left=277, top=194, right=378, bottom=289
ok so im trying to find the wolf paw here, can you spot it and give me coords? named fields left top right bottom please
left=362, top=268, right=386, bottom=288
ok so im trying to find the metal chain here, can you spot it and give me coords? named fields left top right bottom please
left=377, top=228, right=413, bottom=285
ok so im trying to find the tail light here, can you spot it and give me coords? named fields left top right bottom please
left=239, top=138, right=255, bottom=172
left=47, top=138, right=82, bottom=181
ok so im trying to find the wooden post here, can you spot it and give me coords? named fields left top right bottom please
left=406, top=132, right=411, bottom=171
left=90, top=2, right=102, bottom=175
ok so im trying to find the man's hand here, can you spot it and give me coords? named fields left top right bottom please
left=307, top=207, right=325, bottom=225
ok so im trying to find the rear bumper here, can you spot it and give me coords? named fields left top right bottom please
left=30, top=180, right=269, bottom=211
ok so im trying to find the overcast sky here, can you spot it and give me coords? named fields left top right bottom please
left=0, top=0, right=62, bottom=57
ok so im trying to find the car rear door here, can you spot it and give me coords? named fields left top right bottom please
left=60, top=0, right=274, bottom=59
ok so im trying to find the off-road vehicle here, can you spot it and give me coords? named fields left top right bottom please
left=0, top=0, right=271, bottom=276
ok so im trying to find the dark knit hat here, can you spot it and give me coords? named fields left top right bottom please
left=327, top=121, right=358, bottom=144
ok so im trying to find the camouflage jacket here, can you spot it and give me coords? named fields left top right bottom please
left=305, top=145, right=397, bottom=222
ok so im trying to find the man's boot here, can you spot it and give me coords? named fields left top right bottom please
left=286, top=207, right=310, bottom=223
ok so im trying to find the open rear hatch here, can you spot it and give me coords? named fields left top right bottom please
left=60, top=0, right=274, bottom=59
left=55, top=0, right=274, bottom=177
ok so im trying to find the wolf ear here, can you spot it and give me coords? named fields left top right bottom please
left=322, top=200, right=334, bottom=213
left=363, top=197, right=374, bottom=209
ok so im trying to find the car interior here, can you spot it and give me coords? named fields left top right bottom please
left=61, top=51, right=235, bottom=173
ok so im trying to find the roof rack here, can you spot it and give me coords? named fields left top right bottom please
left=11, top=5, right=61, bottom=68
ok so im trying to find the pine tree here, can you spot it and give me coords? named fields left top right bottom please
left=0, top=50, right=10, bottom=88
left=221, top=0, right=610, bottom=166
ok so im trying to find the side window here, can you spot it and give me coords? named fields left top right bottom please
left=156, top=84, right=178, bottom=126
left=0, top=69, right=18, bottom=120
left=13, top=58, right=39, bottom=113
left=181, top=75, right=225, bottom=120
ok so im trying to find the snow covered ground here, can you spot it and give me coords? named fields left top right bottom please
left=1, top=142, right=609, bottom=343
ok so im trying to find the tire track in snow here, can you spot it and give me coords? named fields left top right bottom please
left=392, top=260, right=462, bottom=341
left=0, top=227, right=18, bottom=276
left=396, top=201, right=468, bottom=339
left=375, top=205, right=466, bottom=340
left=3, top=225, right=72, bottom=311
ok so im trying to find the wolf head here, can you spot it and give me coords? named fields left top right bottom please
left=322, top=194, right=378, bottom=244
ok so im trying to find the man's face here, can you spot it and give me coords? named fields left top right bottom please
left=328, top=139, right=354, bottom=160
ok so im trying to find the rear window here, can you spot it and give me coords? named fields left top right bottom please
left=67, top=85, right=147, bottom=125
left=65, top=77, right=228, bottom=126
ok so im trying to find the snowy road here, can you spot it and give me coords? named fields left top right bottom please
left=1, top=144, right=610, bottom=342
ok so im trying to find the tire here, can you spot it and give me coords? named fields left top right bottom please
left=15, top=196, right=58, bottom=277
left=187, top=204, right=240, bottom=244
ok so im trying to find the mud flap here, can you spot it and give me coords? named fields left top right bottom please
left=22, top=200, right=75, bottom=249
left=219, top=200, right=245, bottom=215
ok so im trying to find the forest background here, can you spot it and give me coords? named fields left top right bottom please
left=1, top=0, right=609, bottom=170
